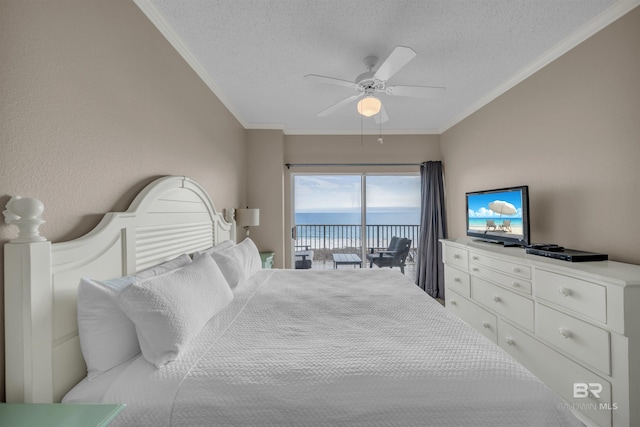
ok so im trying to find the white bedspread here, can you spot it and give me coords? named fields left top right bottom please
left=98, top=269, right=581, bottom=426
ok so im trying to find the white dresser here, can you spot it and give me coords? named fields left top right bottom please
left=441, top=238, right=640, bottom=427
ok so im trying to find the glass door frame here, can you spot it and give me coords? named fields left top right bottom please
left=290, top=171, right=420, bottom=270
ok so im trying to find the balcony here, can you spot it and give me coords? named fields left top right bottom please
left=294, top=224, right=419, bottom=277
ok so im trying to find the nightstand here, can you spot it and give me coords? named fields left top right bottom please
left=0, top=403, right=125, bottom=427
left=260, top=252, right=275, bottom=269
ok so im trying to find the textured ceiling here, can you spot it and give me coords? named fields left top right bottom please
left=136, top=0, right=633, bottom=134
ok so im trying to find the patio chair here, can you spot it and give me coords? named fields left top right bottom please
left=486, top=219, right=497, bottom=230
left=500, top=219, right=512, bottom=232
left=366, top=237, right=412, bottom=274
left=294, top=245, right=314, bottom=269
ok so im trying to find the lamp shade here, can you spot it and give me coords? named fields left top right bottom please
left=235, top=208, right=260, bottom=227
left=356, top=97, right=382, bottom=117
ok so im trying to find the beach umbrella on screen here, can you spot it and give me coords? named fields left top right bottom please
left=488, top=200, right=516, bottom=217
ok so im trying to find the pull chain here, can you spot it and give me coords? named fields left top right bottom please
left=360, top=108, right=364, bottom=147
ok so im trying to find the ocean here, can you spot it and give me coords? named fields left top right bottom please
left=295, top=208, right=420, bottom=248
left=295, top=207, right=420, bottom=226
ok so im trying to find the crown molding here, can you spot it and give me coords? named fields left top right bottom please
left=439, top=0, right=640, bottom=133
left=133, top=0, right=248, bottom=128
left=135, top=0, right=638, bottom=136
left=284, top=128, right=441, bottom=136
left=243, top=123, right=440, bottom=135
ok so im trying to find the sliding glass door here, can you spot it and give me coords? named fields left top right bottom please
left=292, top=173, right=420, bottom=273
left=365, top=175, right=421, bottom=257
left=293, top=175, right=362, bottom=267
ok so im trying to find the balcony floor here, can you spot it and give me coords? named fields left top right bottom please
left=305, top=259, right=417, bottom=279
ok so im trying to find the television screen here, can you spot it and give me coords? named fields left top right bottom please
left=466, top=185, right=530, bottom=246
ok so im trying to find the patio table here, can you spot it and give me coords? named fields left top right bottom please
left=332, top=253, right=362, bottom=268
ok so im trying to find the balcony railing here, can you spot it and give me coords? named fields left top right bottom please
left=294, top=224, right=420, bottom=265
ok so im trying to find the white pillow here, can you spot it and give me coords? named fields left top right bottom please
left=137, top=254, right=194, bottom=280
left=209, top=238, right=262, bottom=288
left=118, top=254, right=233, bottom=368
left=77, top=254, right=191, bottom=379
left=193, top=239, right=235, bottom=258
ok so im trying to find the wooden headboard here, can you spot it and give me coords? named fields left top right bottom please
left=3, top=176, right=236, bottom=403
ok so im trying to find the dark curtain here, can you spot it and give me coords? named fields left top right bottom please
left=415, top=161, right=447, bottom=298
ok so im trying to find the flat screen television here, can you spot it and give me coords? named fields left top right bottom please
left=466, top=185, right=530, bottom=247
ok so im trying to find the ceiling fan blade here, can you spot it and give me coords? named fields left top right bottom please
left=304, top=74, right=358, bottom=89
left=317, top=94, right=361, bottom=117
left=385, top=85, right=446, bottom=99
left=374, top=105, right=389, bottom=124
left=373, top=46, right=417, bottom=82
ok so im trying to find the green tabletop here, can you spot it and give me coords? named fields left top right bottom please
left=0, top=403, right=125, bottom=427
left=260, top=251, right=275, bottom=268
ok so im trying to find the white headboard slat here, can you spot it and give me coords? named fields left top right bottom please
left=3, top=176, right=236, bottom=402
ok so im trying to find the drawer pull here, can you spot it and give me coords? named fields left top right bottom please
left=453, top=254, right=461, bottom=259
left=558, top=287, right=571, bottom=297
left=558, top=328, right=572, bottom=339
left=472, top=256, right=479, bottom=261
left=482, top=321, right=491, bottom=329
left=454, top=277, right=461, bottom=283
left=472, top=267, right=479, bottom=272
left=450, top=299, right=457, bottom=306
left=492, top=295, right=501, bottom=303
left=512, top=282, right=520, bottom=288
left=512, top=267, right=521, bottom=273
left=505, top=337, right=515, bottom=346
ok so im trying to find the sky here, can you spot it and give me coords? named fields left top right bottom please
left=294, top=175, right=421, bottom=212
left=467, top=189, right=524, bottom=218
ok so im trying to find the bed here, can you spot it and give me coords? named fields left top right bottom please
left=3, top=176, right=582, bottom=426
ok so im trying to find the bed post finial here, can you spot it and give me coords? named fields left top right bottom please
left=225, top=207, right=236, bottom=225
left=3, top=196, right=47, bottom=243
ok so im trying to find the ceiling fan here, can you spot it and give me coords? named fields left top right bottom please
left=304, top=46, right=446, bottom=124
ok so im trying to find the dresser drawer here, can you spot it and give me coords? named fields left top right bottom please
left=499, top=320, right=612, bottom=427
left=472, top=277, right=534, bottom=331
left=444, top=245, right=468, bottom=271
left=447, top=290, right=497, bottom=344
left=535, top=269, right=607, bottom=324
left=469, top=251, right=531, bottom=280
left=445, top=264, right=470, bottom=297
left=536, top=303, right=610, bottom=375
left=469, top=263, right=531, bottom=295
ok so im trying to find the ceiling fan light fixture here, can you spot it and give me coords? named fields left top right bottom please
left=357, top=96, right=381, bottom=117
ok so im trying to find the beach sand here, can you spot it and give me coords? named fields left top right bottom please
left=468, top=224, right=523, bottom=238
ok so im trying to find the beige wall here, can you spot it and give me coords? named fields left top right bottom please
left=0, top=0, right=247, bottom=400
left=441, top=6, right=640, bottom=264
left=284, top=134, right=442, bottom=165
left=246, top=130, right=286, bottom=267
